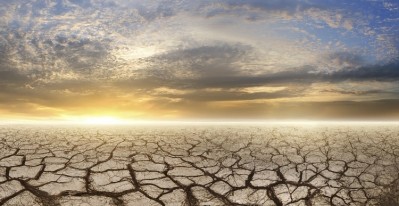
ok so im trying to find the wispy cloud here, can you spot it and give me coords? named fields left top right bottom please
left=0, top=0, right=398, bottom=119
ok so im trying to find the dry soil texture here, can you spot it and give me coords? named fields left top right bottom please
left=0, top=124, right=399, bottom=205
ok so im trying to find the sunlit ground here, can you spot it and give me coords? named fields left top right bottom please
left=0, top=122, right=399, bottom=205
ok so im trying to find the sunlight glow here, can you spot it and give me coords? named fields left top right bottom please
left=79, top=117, right=128, bottom=125
left=1, top=118, right=398, bottom=126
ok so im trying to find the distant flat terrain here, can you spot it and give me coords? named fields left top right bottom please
left=0, top=124, right=398, bottom=206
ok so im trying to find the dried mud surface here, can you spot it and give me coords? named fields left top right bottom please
left=0, top=124, right=399, bottom=206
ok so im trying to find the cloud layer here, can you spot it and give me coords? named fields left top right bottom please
left=0, top=0, right=398, bottom=120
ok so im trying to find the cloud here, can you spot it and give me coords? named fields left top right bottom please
left=0, top=70, right=29, bottom=84
left=111, top=43, right=399, bottom=106
left=203, top=0, right=317, bottom=20
left=137, top=98, right=399, bottom=120
left=154, top=89, right=299, bottom=102
left=0, top=0, right=398, bottom=119
left=116, top=53, right=399, bottom=91
left=140, top=44, right=254, bottom=78
left=329, top=61, right=399, bottom=81
left=222, top=0, right=316, bottom=13
left=0, top=29, right=114, bottom=83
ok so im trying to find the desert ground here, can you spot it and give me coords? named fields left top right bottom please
left=0, top=124, right=398, bottom=206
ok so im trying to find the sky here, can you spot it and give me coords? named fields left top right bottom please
left=0, top=0, right=399, bottom=121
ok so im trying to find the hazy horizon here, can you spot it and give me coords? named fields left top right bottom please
left=1, top=118, right=399, bottom=126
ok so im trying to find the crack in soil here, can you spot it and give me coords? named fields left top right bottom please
left=0, top=125, right=398, bottom=205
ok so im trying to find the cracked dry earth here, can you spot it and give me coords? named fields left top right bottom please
left=1, top=125, right=399, bottom=206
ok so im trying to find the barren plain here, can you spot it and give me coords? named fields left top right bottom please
left=0, top=124, right=398, bottom=205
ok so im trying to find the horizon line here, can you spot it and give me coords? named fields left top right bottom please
left=1, top=118, right=399, bottom=125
